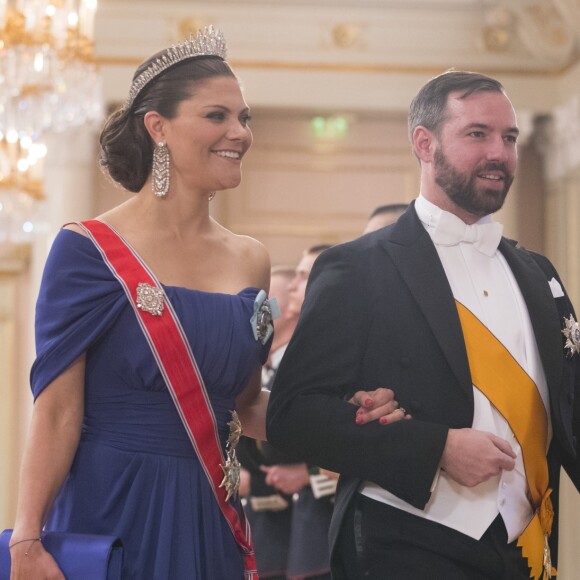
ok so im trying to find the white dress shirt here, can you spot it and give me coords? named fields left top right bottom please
left=262, top=343, right=288, bottom=387
left=359, top=195, right=551, bottom=542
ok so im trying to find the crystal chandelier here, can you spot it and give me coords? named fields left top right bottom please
left=0, top=0, right=102, bottom=248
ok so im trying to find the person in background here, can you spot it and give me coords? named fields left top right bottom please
left=267, top=70, right=580, bottom=579
left=7, top=28, right=407, bottom=580
left=262, top=267, right=298, bottom=390
left=242, top=247, right=406, bottom=579
left=261, top=245, right=334, bottom=580
left=363, top=203, right=408, bottom=234
left=238, top=266, right=296, bottom=579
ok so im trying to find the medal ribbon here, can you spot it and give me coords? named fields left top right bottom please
left=456, top=301, right=555, bottom=579
left=79, top=220, right=258, bottom=578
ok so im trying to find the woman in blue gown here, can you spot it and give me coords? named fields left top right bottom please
left=8, top=27, right=404, bottom=580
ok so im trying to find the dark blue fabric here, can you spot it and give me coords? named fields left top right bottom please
left=0, top=530, right=123, bottom=580
left=32, top=229, right=270, bottom=580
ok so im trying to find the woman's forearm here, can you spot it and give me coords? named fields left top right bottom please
left=237, top=388, right=269, bottom=441
left=12, top=356, right=85, bottom=541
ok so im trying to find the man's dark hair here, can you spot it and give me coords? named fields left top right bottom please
left=369, top=203, right=408, bottom=219
left=408, top=70, right=505, bottom=143
left=307, top=244, right=333, bottom=256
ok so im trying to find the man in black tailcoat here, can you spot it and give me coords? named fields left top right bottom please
left=267, top=71, right=580, bottom=579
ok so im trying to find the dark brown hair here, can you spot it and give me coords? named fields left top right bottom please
left=408, top=70, right=505, bottom=143
left=99, top=55, right=236, bottom=192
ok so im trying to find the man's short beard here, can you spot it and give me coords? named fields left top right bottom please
left=433, top=147, right=513, bottom=218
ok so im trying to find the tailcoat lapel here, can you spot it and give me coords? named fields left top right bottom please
left=376, top=205, right=564, bottom=415
left=378, top=205, right=473, bottom=405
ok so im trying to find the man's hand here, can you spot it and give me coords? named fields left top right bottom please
left=440, top=428, right=516, bottom=487
left=319, top=468, right=340, bottom=480
left=260, top=463, right=310, bottom=495
left=349, top=388, right=411, bottom=425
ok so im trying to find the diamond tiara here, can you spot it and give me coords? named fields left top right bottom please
left=124, top=25, right=228, bottom=110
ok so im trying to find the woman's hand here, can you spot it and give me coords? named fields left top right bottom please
left=9, top=539, right=64, bottom=580
left=10, top=354, right=86, bottom=580
left=349, top=387, right=411, bottom=425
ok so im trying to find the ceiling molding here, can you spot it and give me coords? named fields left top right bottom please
left=94, top=1, right=580, bottom=114
left=96, top=55, right=580, bottom=78
left=96, top=0, right=579, bottom=73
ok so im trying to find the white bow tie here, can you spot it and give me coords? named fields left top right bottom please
left=431, top=211, right=503, bottom=257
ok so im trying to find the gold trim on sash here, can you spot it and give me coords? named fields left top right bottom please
left=456, top=301, right=555, bottom=579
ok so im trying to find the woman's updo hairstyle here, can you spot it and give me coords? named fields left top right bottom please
left=99, top=54, right=235, bottom=192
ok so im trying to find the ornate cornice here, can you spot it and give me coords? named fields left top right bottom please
left=483, top=1, right=580, bottom=68
left=96, top=55, right=580, bottom=78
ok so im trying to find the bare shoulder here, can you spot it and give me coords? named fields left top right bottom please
left=237, top=234, right=271, bottom=291
left=222, top=228, right=271, bottom=292
left=62, top=222, right=89, bottom=237
left=94, top=202, right=131, bottom=229
left=62, top=208, right=121, bottom=237
left=61, top=200, right=130, bottom=238
left=236, top=233, right=270, bottom=264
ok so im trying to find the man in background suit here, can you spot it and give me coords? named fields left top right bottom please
left=262, top=266, right=297, bottom=391
left=241, top=248, right=352, bottom=579
left=363, top=203, right=408, bottom=234
left=267, top=71, right=580, bottom=579
left=239, top=266, right=297, bottom=579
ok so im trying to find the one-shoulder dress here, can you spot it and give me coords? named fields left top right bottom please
left=31, top=229, right=270, bottom=579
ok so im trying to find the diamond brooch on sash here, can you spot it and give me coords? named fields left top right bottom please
left=136, top=282, right=165, bottom=316
left=562, top=314, right=580, bottom=356
left=220, top=411, right=243, bottom=501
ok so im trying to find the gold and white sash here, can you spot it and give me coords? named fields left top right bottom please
left=457, top=301, right=555, bottom=579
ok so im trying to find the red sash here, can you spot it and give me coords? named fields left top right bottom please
left=79, top=219, right=258, bottom=578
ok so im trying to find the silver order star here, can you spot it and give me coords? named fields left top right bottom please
left=219, top=450, right=241, bottom=502
left=226, top=411, right=243, bottom=449
left=562, top=314, right=580, bottom=357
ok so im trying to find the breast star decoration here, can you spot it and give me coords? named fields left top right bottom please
left=562, top=314, right=580, bottom=357
left=220, top=411, right=243, bottom=501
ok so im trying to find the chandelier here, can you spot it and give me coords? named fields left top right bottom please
left=0, top=0, right=102, bottom=247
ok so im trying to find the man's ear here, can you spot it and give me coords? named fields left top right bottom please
left=412, top=126, right=436, bottom=163
left=143, top=111, right=166, bottom=144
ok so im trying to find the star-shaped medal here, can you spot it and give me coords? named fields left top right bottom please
left=562, top=314, right=580, bottom=357
left=219, top=410, right=243, bottom=501
left=219, top=450, right=241, bottom=502
left=226, top=411, right=243, bottom=448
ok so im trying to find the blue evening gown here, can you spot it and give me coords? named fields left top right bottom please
left=31, top=229, right=270, bottom=579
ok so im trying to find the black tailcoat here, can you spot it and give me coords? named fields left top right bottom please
left=267, top=203, right=579, bottom=573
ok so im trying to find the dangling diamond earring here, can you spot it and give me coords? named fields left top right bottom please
left=152, top=141, right=170, bottom=198
left=208, top=191, right=216, bottom=201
